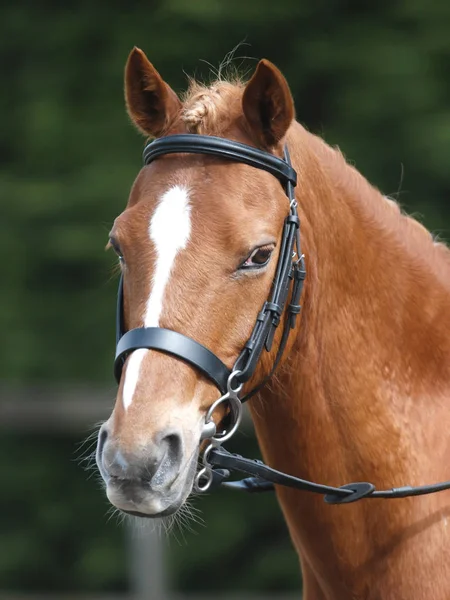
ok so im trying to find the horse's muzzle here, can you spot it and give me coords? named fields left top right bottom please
left=96, top=423, right=191, bottom=516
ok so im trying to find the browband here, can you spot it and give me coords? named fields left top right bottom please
left=143, top=134, right=297, bottom=187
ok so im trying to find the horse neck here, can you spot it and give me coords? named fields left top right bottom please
left=248, top=122, right=450, bottom=594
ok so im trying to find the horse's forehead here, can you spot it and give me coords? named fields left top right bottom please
left=130, top=155, right=265, bottom=204
left=124, top=159, right=268, bottom=232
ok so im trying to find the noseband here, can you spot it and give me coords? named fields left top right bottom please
left=114, top=134, right=450, bottom=503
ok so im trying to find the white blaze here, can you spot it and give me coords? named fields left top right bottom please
left=122, top=185, right=191, bottom=409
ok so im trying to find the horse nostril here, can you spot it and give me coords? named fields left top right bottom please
left=149, top=430, right=184, bottom=488
left=97, top=426, right=108, bottom=456
left=98, top=428, right=184, bottom=489
left=163, top=433, right=182, bottom=465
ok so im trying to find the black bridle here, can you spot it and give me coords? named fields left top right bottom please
left=114, top=134, right=450, bottom=504
left=115, top=135, right=305, bottom=400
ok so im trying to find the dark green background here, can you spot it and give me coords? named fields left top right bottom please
left=1, top=0, right=449, bottom=594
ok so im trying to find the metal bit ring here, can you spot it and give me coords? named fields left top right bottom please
left=205, top=371, right=243, bottom=444
left=195, top=371, right=244, bottom=493
left=195, top=466, right=213, bottom=492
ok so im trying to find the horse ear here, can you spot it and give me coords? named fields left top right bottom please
left=242, top=59, right=295, bottom=147
left=124, top=47, right=182, bottom=137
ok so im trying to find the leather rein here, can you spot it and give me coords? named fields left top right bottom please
left=114, top=134, right=450, bottom=504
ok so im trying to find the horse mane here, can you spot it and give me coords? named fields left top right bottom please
left=324, top=143, right=450, bottom=278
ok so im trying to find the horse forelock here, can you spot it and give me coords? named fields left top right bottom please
left=180, top=78, right=245, bottom=135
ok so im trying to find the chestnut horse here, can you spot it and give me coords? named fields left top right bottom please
left=96, top=48, right=450, bottom=599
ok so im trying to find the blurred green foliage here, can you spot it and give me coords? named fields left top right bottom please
left=1, top=0, right=449, bottom=594
left=2, top=0, right=450, bottom=381
left=0, top=434, right=127, bottom=591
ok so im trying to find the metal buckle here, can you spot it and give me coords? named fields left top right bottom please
left=194, top=370, right=243, bottom=493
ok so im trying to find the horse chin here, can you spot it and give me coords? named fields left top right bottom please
left=122, top=498, right=185, bottom=519
left=108, top=483, right=192, bottom=519
left=106, top=458, right=197, bottom=519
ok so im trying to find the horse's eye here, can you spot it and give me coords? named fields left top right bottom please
left=109, top=238, right=124, bottom=262
left=240, top=244, right=274, bottom=270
